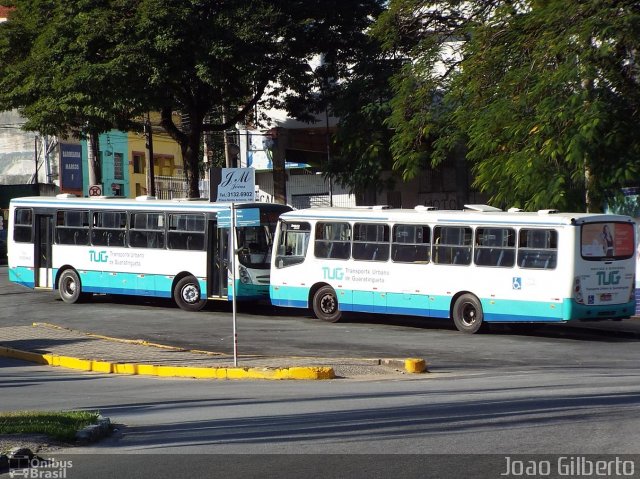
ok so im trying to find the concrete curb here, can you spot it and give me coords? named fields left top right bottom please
left=380, top=358, right=428, bottom=373
left=0, top=322, right=428, bottom=380
left=20, top=322, right=429, bottom=377
left=0, top=346, right=336, bottom=380
left=0, top=416, right=112, bottom=474
left=75, top=416, right=112, bottom=444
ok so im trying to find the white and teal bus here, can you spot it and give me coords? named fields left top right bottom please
left=8, top=195, right=291, bottom=311
left=270, top=205, right=636, bottom=333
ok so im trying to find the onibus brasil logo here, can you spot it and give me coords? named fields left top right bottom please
left=9, top=456, right=73, bottom=478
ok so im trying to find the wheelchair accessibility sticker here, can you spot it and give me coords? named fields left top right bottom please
left=512, top=277, right=522, bottom=290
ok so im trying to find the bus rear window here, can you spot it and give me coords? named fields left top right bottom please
left=581, top=222, right=634, bottom=260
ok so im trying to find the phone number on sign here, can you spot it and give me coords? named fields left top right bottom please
left=218, top=192, right=254, bottom=198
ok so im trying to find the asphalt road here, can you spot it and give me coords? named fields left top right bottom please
left=2, top=267, right=640, bottom=479
left=1, top=266, right=640, bottom=375
left=2, top=357, right=640, bottom=478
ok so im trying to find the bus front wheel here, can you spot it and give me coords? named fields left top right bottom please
left=312, top=286, right=342, bottom=323
left=174, top=276, right=207, bottom=312
left=58, top=269, right=83, bottom=304
left=452, top=293, right=484, bottom=333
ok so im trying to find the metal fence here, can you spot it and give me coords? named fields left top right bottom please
left=154, top=175, right=191, bottom=200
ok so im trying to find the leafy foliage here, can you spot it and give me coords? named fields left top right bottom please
left=0, top=0, right=383, bottom=197
left=375, top=0, right=640, bottom=211
left=329, top=46, right=399, bottom=197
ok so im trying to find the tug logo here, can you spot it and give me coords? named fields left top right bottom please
left=322, top=267, right=344, bottom=281
left=596, top=270, right=620, bottom=286
left=89, top=250, right=109, bottom=263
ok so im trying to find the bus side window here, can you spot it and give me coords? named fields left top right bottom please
left=518, top=229, right=557, bottom=269
left=315, top=222, right=351, bottom=260
left=167, top=213, right=205, bottom=251
left=13, top=208, right=33, bottom=243
left=433, top=226, right=472, bottom=265
left=128, top=212, right=165, bottom=249
left=91, top=211, right=127, bottom=247
left=353, top=223, right=389, bottom=262
left=55, top=210, right=89, bottom=245
left=276, top=221, right=310, bottom=268
left=474, top=227, right=515, bottom=267
left=392, top=224, right=431, bottom=263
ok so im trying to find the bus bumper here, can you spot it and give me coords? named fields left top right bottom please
left=563, top=299, right=635, bottom=321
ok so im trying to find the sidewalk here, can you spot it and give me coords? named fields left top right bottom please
left=0, top=323, right=427, bottom=380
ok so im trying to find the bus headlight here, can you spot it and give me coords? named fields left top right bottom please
left=573, top=277, right=583, bottom=304
left=239, top=265, right=252, bottom=284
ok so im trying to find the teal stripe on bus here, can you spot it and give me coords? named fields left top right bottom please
left=9, top=266, right=35, bottom=288
left=269, top=285, right=634, bottom=322
left=232, top=281, right=271, bottom=301
left=77, top=270, right=179, bottom=298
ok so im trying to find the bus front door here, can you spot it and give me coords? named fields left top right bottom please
left=34, top=214, right=54, bottom=289
left=207, top=221, right=229, bottom=299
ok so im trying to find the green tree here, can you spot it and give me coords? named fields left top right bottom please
left=0, top=0, right=383, bottom=198
left=323, top=36, right=398, bottom=200
left=375, top=0, right=640, bottom=211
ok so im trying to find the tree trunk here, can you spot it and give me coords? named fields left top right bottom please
left=183, top=127, right=202, bottom=199
left=584, top=159, right=599, bottom=213
left=271, top=127, right=287, bottom=205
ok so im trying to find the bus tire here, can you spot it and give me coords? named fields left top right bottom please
left=452, top=293, right=484, bottom=334
left=312, top=285, right=342, bottom=323
left=58, top=269, right=83, bottom=304
left=173, top=275, right=207, bottom=312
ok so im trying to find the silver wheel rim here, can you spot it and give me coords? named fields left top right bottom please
left=181, top=284, right=199, bottom=304
left=320, top=294, right=336, bottom=314
left=461, top=302, right=477, bottom=326
left=63, top=277, right=76, bottom=296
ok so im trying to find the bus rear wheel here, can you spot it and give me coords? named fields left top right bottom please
left=174, top=275, right=207, bottom=312
left=312, top=285, right=342, bottom=323
left=452, top=293, right=484, bottom=333
left=58, top=269, right=84, bottom=304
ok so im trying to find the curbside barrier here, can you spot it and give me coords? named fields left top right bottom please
left=0, top=346, right=335, bottom=380
left=404, top=358, right=428, bottom=373
left=379, top=357, right=428, bottom=373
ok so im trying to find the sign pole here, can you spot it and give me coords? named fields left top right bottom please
left=230, top=202, right=238, bottom=366
left=211, top=167, right=256, bottom=367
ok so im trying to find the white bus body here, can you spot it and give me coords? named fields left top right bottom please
left=8, top=195, right=291, bottom=311
left=270, top=206, right=636, bottom=332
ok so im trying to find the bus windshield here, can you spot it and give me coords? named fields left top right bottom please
left=581, top=222, right=635, bottom=261
left=236, top=225, right=274, bottom=269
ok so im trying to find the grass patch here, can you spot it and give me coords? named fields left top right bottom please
left=0, top=410, right=100, bottom=442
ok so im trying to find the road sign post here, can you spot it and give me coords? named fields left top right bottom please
left=212, top=168, right=256, bottom=366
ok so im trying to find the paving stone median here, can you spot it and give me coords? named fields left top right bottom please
left=0, top=323, right=428, bottom=380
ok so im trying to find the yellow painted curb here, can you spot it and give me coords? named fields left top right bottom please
left=404, top=358, right=427, bottom=373
left=0, top=346, right=335, bottom=380
left=379, top=357, right=428, bottom=373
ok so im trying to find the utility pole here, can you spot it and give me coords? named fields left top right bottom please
left=144, top=113, right=156, bottom=197
left=86, top=132, right=101, bottom=194
left=325, top=106, right=333, bottom=207
left=222, top=105, right=231, bottom=168
left=33, top=137, right=39, bottom=184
